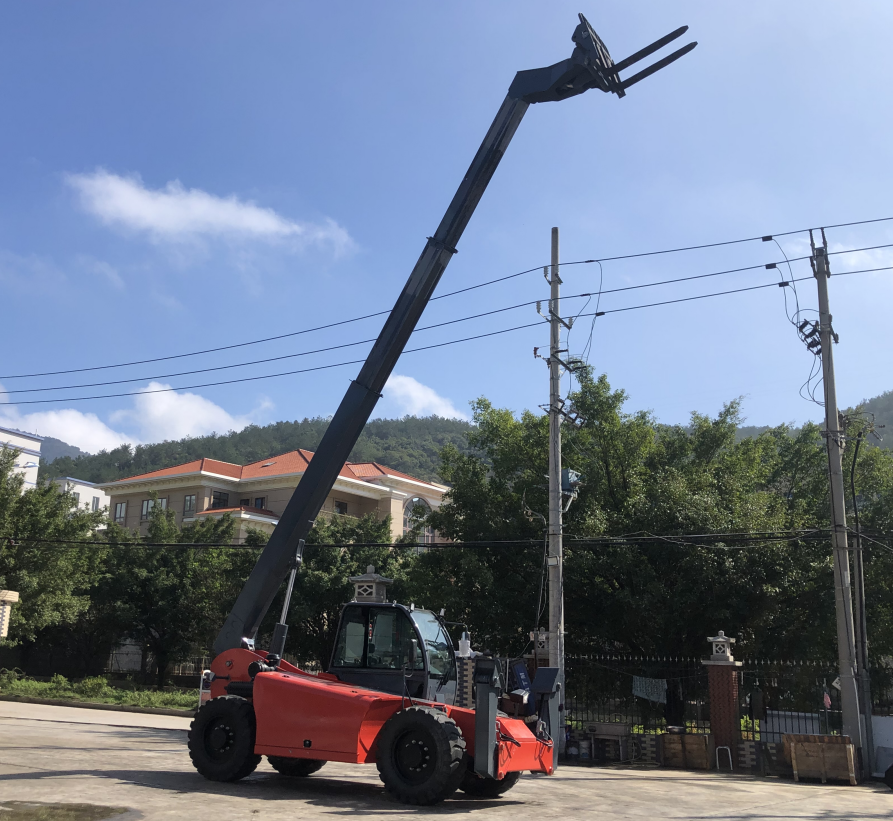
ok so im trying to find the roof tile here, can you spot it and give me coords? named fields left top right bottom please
left=108, top=449, right=434, bottom=488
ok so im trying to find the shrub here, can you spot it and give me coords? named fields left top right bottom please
left=75, top=676, right=111, bottom=698
left=0, top=668, right=24, bottom=688
left=47, top=674, right=71, bottom=694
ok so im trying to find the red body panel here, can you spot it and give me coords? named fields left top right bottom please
left=244, top=668, right=553, bottom=777
left=208, top=651, right=552, bottom=777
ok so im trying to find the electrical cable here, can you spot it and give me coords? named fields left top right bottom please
left=5, top=265, right=891, bottom=406
left=12, top=529, right=831, bottom=549
left=4, top=220, right=892, bottom=381
left=3, top=258, right=800, bottom=394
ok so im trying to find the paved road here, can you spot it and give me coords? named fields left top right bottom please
left=0, top=703, right=889, bottom=820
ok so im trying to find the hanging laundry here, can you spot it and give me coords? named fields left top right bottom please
left=633, top=675, right=667, bottom=704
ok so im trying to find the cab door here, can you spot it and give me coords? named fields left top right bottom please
left=329, top=605, right=426, bottom=697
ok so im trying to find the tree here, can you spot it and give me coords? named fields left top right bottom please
left=96, top=495, right=239, bottom=687
left=419, top=371, right=893, bottom=660
left=0, top=448, right=106, bottom=650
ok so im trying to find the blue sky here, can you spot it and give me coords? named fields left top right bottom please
left=2, top=2, right=892, bottom=453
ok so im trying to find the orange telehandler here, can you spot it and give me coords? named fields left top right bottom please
left=187, top=13, right=695, bottom=805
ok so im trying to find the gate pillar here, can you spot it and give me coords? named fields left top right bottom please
left=703, top=631, right=742, bottom=768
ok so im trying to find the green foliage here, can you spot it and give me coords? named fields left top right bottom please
left=0, top=448, right=107, bottom=645
left=92, top=498, right=242, bottom=687
left=73, top=676, right=111, bottom=698
left=38, top=415, right=474, bottom=485
left=420, top=371, right=893, bottom=660
left=0, top=669, right=197, bottom=710
left=47, top=673, right=70, bottom=693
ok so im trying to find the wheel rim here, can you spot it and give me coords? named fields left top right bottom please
left=393, top=727, right=438, bottom=785
left=204, top=718, right=236, bottom=762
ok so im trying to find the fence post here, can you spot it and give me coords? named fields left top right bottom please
left=703, top=631, right=742, bottom=769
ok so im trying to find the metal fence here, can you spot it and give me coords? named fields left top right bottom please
left=739, top=659, right=841, bottom=741
left=564, top=654, right=710, bottom=734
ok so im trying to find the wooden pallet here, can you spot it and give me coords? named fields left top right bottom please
left=660, top=733, right=715, bottom=770
left=785, top=734, right=857, bottom=785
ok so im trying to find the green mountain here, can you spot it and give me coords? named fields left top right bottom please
left=37, top=416, right=475, bottom=485
left=35, top=388, right=893, bottom=487
left=40, top=436, right=87, bottom=464
left=734, top=389, right=893, bottom=447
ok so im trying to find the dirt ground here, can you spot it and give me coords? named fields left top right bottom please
left=0, top=702, right=889, bottom=820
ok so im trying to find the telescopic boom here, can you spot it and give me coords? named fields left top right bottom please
left=214, top=13, right=696, bottom=654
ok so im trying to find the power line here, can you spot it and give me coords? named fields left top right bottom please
left=4, top=265, right=891, bottom=406
left=6, top=529, right=834, bottom=550
left=564, top=217, right=893, bottom=266
left=4, top=218, right=891, bottom=382
left=8, top=244, right=893, bottom=397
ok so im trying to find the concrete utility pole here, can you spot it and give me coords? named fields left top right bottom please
left=547, top=227, right=565, bottom=707
left=850, top=433, right=875, bottom=778
left=813, top=241, right=864, bottom=759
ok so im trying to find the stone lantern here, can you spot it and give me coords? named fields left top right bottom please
left=348, top=566, right=393, bottom=604
left=0, top=590, right=19, bottom=639
left=707, top=630, right=736, bottom=663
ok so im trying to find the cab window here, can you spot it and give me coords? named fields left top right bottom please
left=412, top=611, right=456, bottom=680
left=332, top=608, right=365, bottom=666
left=368, top=608, right=423, bottom=670
left=331, top=606, right=423, bottom=670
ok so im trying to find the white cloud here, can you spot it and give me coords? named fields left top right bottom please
left=76, top=254, right=124, bottom=290
left=65, top=169, right=354, bottom=255
left=109, top=382, right=270, bottom=443
left=828, top=241, right=893, bottom=272
left=381, top=375, right=467, bottom=419
left=0, top=381, right=273, bottom=454
left=0, top=384, right=136, bottom=453
left=0, top=250, right=66, bottom=293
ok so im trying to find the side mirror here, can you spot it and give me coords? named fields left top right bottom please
left=408, top=638, right=419, bottom=668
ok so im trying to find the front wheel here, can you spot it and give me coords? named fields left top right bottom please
left=460, top=769, right=521, bottom=798
left=268, top=756, right=326, bottom=777
left=188, top=696, right=261, bottom=782
left=376, top=706, right=467, bottom=805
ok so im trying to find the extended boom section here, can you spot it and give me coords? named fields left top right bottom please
left=214, top=12, right=696, bottom=655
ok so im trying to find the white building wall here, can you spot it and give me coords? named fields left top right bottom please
left=52, top=477, right=110, bottom=524
left=0, top=425, right=42, bottom=491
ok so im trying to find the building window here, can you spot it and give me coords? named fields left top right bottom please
left=184, top=495, right=196, bottom=516
left=92, top=496, right=100, bottom=512
left=114, top=502, right=126, bottom=524
left=210, top=491, right=229, bottom=510
left=240, top=498, right=250, bottom=507
left=254, top=497, right=266, bottom=510
left=72, top=492, right=80, bottom=506
left=140, top=497, right=167, bottom=519
left=403, top=497, right=434, bottom=543
left=334, top=500, right=348, bottom=516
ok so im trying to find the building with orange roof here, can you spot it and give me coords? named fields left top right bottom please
left=97, top=450, right=447, bottom=544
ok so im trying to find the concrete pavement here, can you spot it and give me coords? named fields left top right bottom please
left=0, top=702, right=889, bottom=820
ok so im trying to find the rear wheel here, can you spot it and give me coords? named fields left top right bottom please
left=188, top=695, right=261, bottom=782
left=376, top=706, right=467, bottom=805
left=268, top=756, right=326, bottom=777
left=460, top=769, right=521, bottom=798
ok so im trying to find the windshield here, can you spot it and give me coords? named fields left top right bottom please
left=412, top=611, right=455, bottom=679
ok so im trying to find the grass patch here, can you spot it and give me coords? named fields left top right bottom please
left=0, top=669, right=198, bottom=711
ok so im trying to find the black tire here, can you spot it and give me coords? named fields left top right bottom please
left=460, top=769, right=521, bottom=798
left=268, top=756, right=326, bottom=777
left=376, top=706, right=467, bottom=805
left=188, top=695, right=261, bottom=782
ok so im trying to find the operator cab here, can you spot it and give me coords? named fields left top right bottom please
left=328, top=567, right=457, bottom=705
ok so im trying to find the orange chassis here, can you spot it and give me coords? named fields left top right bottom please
left=210, top=648, right=554, bottom=780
